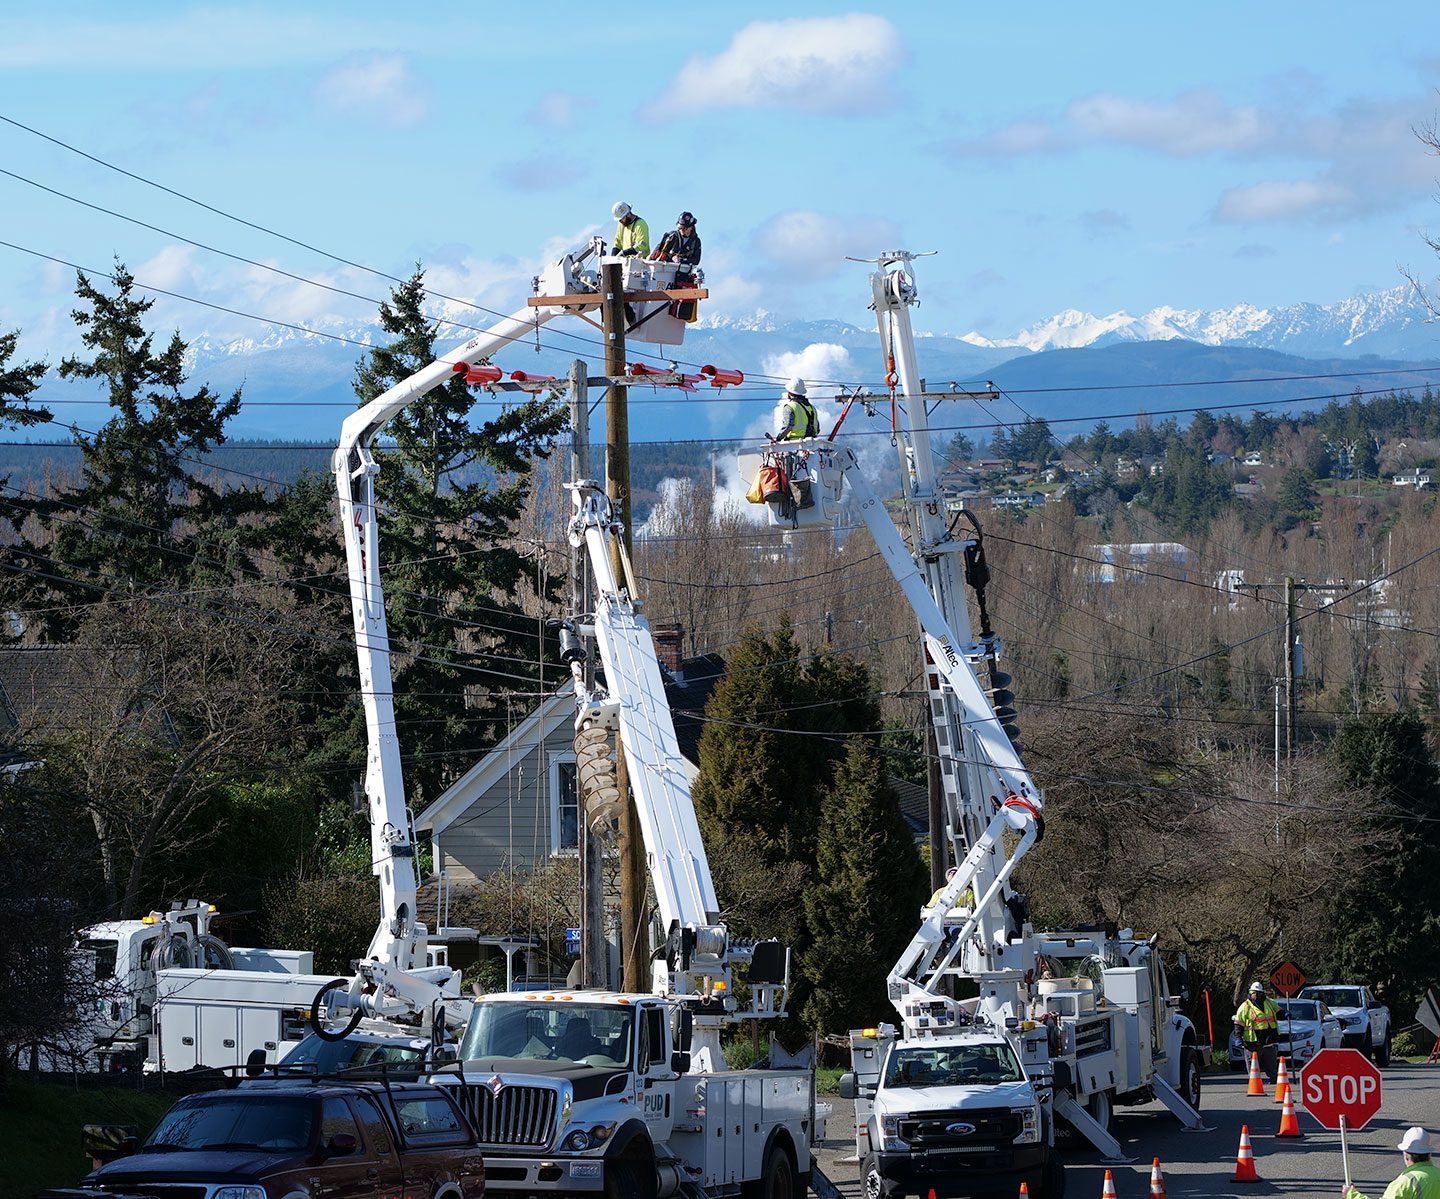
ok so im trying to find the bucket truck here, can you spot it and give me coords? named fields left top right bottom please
left=758, top=251, right=1206, bottom=1198
left=432, top=483, right=819, bottom=1199
left=320, top=238, right=700, bottom=1041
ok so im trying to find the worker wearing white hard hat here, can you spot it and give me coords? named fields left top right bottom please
left=1233, top=981, right=1280, bottom=1079
left=1343, top=1127, right=1439, bottom=1199
left=775, top=378, right=818, bottom=442
left=610, top=201, right=649, bottom=258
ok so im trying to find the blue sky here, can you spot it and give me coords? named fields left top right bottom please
left=3, top=3, right=1440, bottom=359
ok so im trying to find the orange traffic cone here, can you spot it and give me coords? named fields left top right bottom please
left=1149, top=1156, right=1168, bottom=1196
left=1246, top=1051, right=1265, bottom=1095
left=1278, top=1083, right=1302, bottom=1138
left=1232, top=1124, right=1260, bottom=1182
left=1101, top=1168, right=1118, bottom=1198
left=1019, top=1185, right=1029, bottom=1197
left=1274, top=1055, right=1290, bottom=1102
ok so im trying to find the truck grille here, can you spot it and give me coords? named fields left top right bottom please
left=100, top=1186, right=207, bottom=1199
left=456, top=1082, right=558, bottom=1147
left=900, top=1107, right=1023, bottom=1147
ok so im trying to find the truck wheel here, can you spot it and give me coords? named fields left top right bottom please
left=1375, top=1031, right=1392, bottom=1068
left=861, top=1152, right=885, bottom=1199
left=1087, top=1089, right=1113, bottom=1138
left=1041, top=1151, right=1066, bottom=1198
left=1180, top=1046, right=1203, bottom=1110
left=605, top=1139, right=657, bottom=1199
left=744, top=1142, right=795, bottom=1199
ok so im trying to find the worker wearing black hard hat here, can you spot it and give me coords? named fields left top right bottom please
left=652, top=212, right=702, bottom=266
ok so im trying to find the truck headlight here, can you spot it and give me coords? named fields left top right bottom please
left=879, top=1114, right=908, bottom=1152
left=1015, top=1107, right=1040, bottom=1144
left=214, top=1188, right=266, bottom=1199
left=562, top=1122, right=616, bottom=1153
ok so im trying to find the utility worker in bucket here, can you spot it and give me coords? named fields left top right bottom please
left=774, top=378, right=818, bottom=441
left=1343, top=1126, right=1440, bottom=1199
left=610, top=201, right=650, bottom=257
left=1234, top=980, right=1281, bottom=1074
left=925, top=867, right=976, bottom=919
left=652, top=212, right=702, bottom=265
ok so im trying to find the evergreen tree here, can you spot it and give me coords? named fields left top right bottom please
left=352, top=269, right=567, bottom=801
left=801, top=737, right=927, bottom=1034
left=943, top=431, right=974, bottom=464
left=0, top=329, right=50, bottom=429
left=0, top=264, right=242, bottom=633
left=1326, top=711, right=1440, bottom=1008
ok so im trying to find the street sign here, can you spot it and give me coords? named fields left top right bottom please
left=1270, top=960, right=1307, bottom=997
left=1298, top=1048, right=1383, bottom=1131
left=1417, top=987, right=1440, bottom=1039
left=564, top=927, right=581, bottom=955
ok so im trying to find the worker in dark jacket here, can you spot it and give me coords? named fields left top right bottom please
left=652, top=212, right=702, bottom=265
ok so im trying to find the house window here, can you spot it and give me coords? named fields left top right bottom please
left=550, top=755, right=579, bottom=854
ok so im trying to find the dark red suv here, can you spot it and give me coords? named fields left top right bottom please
left=45, top=1080, right=485, bottom=1199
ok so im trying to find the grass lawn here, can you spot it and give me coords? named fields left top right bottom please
left=0, top=1078, right=175, bottom=1198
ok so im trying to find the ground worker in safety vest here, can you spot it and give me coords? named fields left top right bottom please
left=775, top=378, right=818, bottom=441
left=611, top=201, right=650, bottom=257
left=1344, top=1126, right=1440, bottom=1199
left=1234, top=980, right=1281, bottom=1075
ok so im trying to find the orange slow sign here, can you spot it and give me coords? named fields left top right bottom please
left=1270, top=960, right=1307, bottom=997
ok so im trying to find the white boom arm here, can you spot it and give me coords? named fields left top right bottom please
left=327, top=239, right=600, bottom=1027
left=565, top=484, right=738, bottom=999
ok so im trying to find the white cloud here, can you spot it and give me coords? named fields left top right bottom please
left=655, top=15, right=904, bottom=117
left=1213, top=180, right=1354, bottom=223
left=314, top=56, right=427, bottom=128
left=752, top=210, right=901, bottom=282
left=1068, top=89, right=1271, bottom=156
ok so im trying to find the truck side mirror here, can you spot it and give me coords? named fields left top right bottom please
left=677, top=1007, right=694, bottom=1053
left=245, top=1048, right=267, bottom=1078
left=838, top=1073, right=857, bottom=1100
left=671, top=1051, right=691, bottom=1075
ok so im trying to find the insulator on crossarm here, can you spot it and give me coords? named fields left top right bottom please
left=700, top=364, right=743, bottom=388
left=452, top=362, right=503, bottom=385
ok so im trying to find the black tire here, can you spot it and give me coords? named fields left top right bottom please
left=1375, top=1030, right=1392, bottom=1068
left=604, top=1138, right=657, bottom=1199
left=744, top=1142, right=796, bottom=1199
left=860, top=1152, right=885, bottom=1199
left=309, top=978, right=363, bottom=1042
left=1040, top=1151, right=1066, bottom=1198
left=1087, top=1089, right=1114, bottom=1138
left=1180, top=1046, right=1203, bottom=1110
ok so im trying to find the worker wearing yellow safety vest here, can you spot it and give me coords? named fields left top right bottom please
left=1233, top=980, right=1280, bottom=1053
left=926, top=867, right=975, bottom=918
left=610, top=201, right=650, bottom=257
left=775, top=378, right=818, bottom=441
left=1344, top=1126, right=1440, bottom=1199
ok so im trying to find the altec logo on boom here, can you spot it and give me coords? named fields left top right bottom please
left=1298, top=1048, right=1383, bottom=1131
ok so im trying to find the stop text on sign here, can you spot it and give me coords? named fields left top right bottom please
left=1303, top=1072, right=1377, bottom=1107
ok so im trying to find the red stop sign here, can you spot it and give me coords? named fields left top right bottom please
left=1298, top=1048, right=1383, bottom=1130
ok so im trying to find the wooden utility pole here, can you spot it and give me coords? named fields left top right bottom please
left=601, top=263, right=648, bottom=993
left=1238, top=575, right=1348, bottom=758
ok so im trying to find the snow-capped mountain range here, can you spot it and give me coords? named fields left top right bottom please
left=958, top=285, right=1436, bottom=359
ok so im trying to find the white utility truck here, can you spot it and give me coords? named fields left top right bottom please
left=324, top=240, right=826, bottom=1199
left=762, top=251, right=1208, bottom=1197
left=77, top=899, right=332, bottom=1072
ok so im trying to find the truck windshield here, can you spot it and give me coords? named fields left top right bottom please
left=460, top=1002, right=634, bottom=1068
left=282, top=1034, right=428, bottom=1073
left=147, top=1096, right=314, bottom=1152
left=884, top=1043, right=1025, bottom=1087
left=81, top=938, right=119, bottom=981
left=1306, top=987, right=1361, bottom=1008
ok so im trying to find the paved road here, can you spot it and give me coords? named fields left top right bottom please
left=815, top=1065, right=1437, bottom=1197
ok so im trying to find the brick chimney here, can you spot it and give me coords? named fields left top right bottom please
left=651, top=624, right=685, bottom=677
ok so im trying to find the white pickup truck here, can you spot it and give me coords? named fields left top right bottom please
left=1298, top=985, right=1392, bottom=1066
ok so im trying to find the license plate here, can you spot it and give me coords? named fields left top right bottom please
left=571, top=1162, right=602, bottom=1178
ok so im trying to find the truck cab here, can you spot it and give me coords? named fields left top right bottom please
left=840, top=1028, right=1060, bottom=1199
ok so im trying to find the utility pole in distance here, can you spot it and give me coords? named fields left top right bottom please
left=600, top=262, right=649, bottom=994
left=1237, top=575, right=1349, bottom=756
